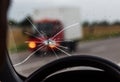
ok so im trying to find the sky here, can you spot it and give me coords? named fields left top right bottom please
left=8, top=0, right=120, bottom=23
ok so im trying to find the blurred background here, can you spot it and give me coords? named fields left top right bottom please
left=7, top=0, right=120, bottom=77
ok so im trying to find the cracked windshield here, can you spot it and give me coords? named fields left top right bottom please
left=8, top=0, right=120, bottom=77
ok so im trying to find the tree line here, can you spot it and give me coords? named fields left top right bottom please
left=8, top=17, right=120, bottom=28
left=82, top=21, right=120, bottom=27
left=8, top=16, right=32, bottom=27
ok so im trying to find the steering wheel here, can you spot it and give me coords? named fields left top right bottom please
left=25, top=55, right=120, bottom=82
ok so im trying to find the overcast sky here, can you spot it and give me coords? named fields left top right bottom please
left=8, top=0, right=120, bottom=23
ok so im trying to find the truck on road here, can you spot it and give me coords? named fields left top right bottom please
left=27, top=7, right=83, bottom=55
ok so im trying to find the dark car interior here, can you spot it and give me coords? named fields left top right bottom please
left=0, top=0, right=120, bottom=82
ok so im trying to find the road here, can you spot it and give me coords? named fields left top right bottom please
left=10, top=37, right=120, bottom=77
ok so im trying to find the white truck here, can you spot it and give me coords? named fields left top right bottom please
left=29, top=7, right=83, bottom=52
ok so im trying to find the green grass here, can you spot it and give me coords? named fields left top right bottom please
left=82, top=32, right=120, bottom=42
left=9, top=44, right=28, bottom=53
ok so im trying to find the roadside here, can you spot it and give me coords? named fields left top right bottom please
left=8, top=27, right=120, bottom=53
left=10, top=37, right=120, bottom=76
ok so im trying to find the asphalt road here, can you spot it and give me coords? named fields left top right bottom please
left=10, top=37, right=120, bottom=77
